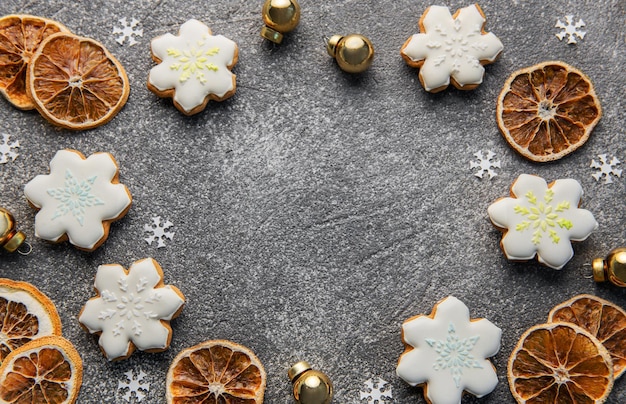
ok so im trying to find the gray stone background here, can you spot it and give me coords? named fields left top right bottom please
left=0, top=0, right=624, bottom=402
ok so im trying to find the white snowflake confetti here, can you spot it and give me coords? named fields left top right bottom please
left=144, top=216, right=174, bottom=248
left=555, top=15, right=586, bottom=44
left=0, top=133, right=19, bottom=164
left=470, top=150, right=500, bottom=179
left=113, top=17, right=143, bottom=46
left=591, top=154, right=622, bottom=184
left=360, top=378, right=393, bottom=403
left=118, top=369, right=150, bottom=402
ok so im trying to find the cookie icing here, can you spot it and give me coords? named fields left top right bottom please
left=24, top=150, right=131, bottom=250
left=79, top=258, right=185, bottom=361
left=148, top=19, right=238, bottom=114
left=401, top=4, right=503, bottom=91
left=488, top=174, right=598, bottom=269
left=397, top=296, right=501, bottom=404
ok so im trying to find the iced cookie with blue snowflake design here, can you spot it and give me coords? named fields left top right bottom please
left=397, top=296, right=501, bottom=404
left=24, top=149, right=132, bottom=251
left=148, top=19, right=238, bottom=115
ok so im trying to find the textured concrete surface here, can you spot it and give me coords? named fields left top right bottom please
left=0, top=0, right=624, bottom=403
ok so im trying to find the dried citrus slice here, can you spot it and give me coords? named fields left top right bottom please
left=496, top=61, right=601, bottom=162
left=0, top=335, right=82, bottom=403
left=27, top=32, right=129, bottom=130
left=549, top=294, right=626, bottom=380
left=0, top=15, right=69, bottom=110
left=508, top=322, right=614, bottom=404
left=166, top=339, right=266, bottom=403
left=0, top=278, right=62, bottom=365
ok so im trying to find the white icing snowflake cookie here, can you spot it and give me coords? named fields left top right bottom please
left=148, top=19, right=238, bottom=115
left=24, top=150, right=132, bottom=251
left=397, top=296, right=501, bottom=404
left=401, top=4, right=503, bottom=92
left=79, top=258, right=185, bottom=361
left=488, top=174, right=598, bottom=270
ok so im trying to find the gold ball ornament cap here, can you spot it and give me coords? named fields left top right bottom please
left=327, top=34, right=374, bottom=73
left=593, top=247, right=626, bottom=287
left=261, top=0, right=301, bottom=44
left=0, top=207, right=26, bottom=253
left=289, top=361, right=333, bottom=404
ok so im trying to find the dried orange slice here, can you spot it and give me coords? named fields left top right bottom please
left=549, top=294, right=626, bottom=380
left=166, top=339, right=266, bottom=403
left=0, top=278, right=62, bottom=365
left=508, top=322, right=614, bottom=403
left=496, top=61, right=601, bottom=162
left=27, top=32, right=129, bottom=130
left=0, top=15, right=69, bottom=110
left=0, top=335, right=82, bottom=403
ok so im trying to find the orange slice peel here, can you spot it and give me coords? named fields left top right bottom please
left=166, top=339, right=266, bottom=404
left=508, top=322, right=614, bottom=404
left=0, top=14, right=69, bottom=110
left=496, top=61, right=601, bottom=162
left=549, top=294, right=626, bottom=380
left=27, top=32, right=129, bottom=130
left=0, top=335, right=83, bottom=404
left=0, top=278, right=62, bottom=365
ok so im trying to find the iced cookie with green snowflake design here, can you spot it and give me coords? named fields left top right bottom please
left=401, top=4, right=503, bottom=93
left=24, top=149, right=132, bottom=251
left=397, top=296, right=501, bottom=404
left=488, top=174, right=597, bottom=269
left=79, top=258, right=185, bottom=361
left=148, top=19, right=238, bottom=115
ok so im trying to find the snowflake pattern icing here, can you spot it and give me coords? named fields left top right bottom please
left=144, top=216, right=174, bottom=248
left=0, top=133, right=19, bottom=164
left=591, top=154, right=622, bottom=184
left=148, top=19, right=238, bottom=114
left=359, top=378, right=392, bottom=403
left=401, top=5, right=503, bottom=91
left=47, top=170, right=104, bottom=226
left=113, top=17, right=143, bottom=46
left=470, top=150, right=500, bottom=179
left=555, top=15, right=586, bottom=44
left=488, top=174, right=598, bottom=270
left=24, top=150, right=131, bottom=250
left=79, top=258, right=185, bottom=361
left=397, top=296, right=501, bottom=404
left=118, top=369, right=150, bottom=402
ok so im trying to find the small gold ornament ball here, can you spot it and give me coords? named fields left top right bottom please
left=327, top=34, right=374, bottom=73
left=289, top=361, right=333, bottom=404
left=261, top=0, right=301, bottom=44
left=593, top=247, right=626, bottom=287
left=0, top=207, right=26, bottom=253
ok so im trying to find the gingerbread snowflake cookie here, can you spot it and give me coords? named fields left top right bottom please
left=401, top=4, right=503, bottom=92
left=488, top=174, right=597, bottom=269
left=24, top=150, right=131, bottom=251
left=79, top=258, right=185, bottom=361
left=148, top=19, right=238, bottom=115
left=397, top=296, right=501, bottom=404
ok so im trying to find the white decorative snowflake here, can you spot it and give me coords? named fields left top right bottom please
left=114, top=17, right=143, bottom=46
left=359, top=378, right=392, bottom=403
left=0, top=133, right=19, bottom=164
left=470, top=150, right=500, bottom=179
left=555, top=15, right=586, bottom=44
left=397, top=296, right=501, bottom=404
left=488, top=174, right=598, bottom=270
left=144, top=216, right=174, bottom=248
left=591, top=154, right=622, bottom=184
left=118, top=369, right=150, bottom=402
left=47, top=170, right=104, bottom=225
left=401, top=5, right=503, bottom=91
left=79, top=258, right=185, bottom=360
